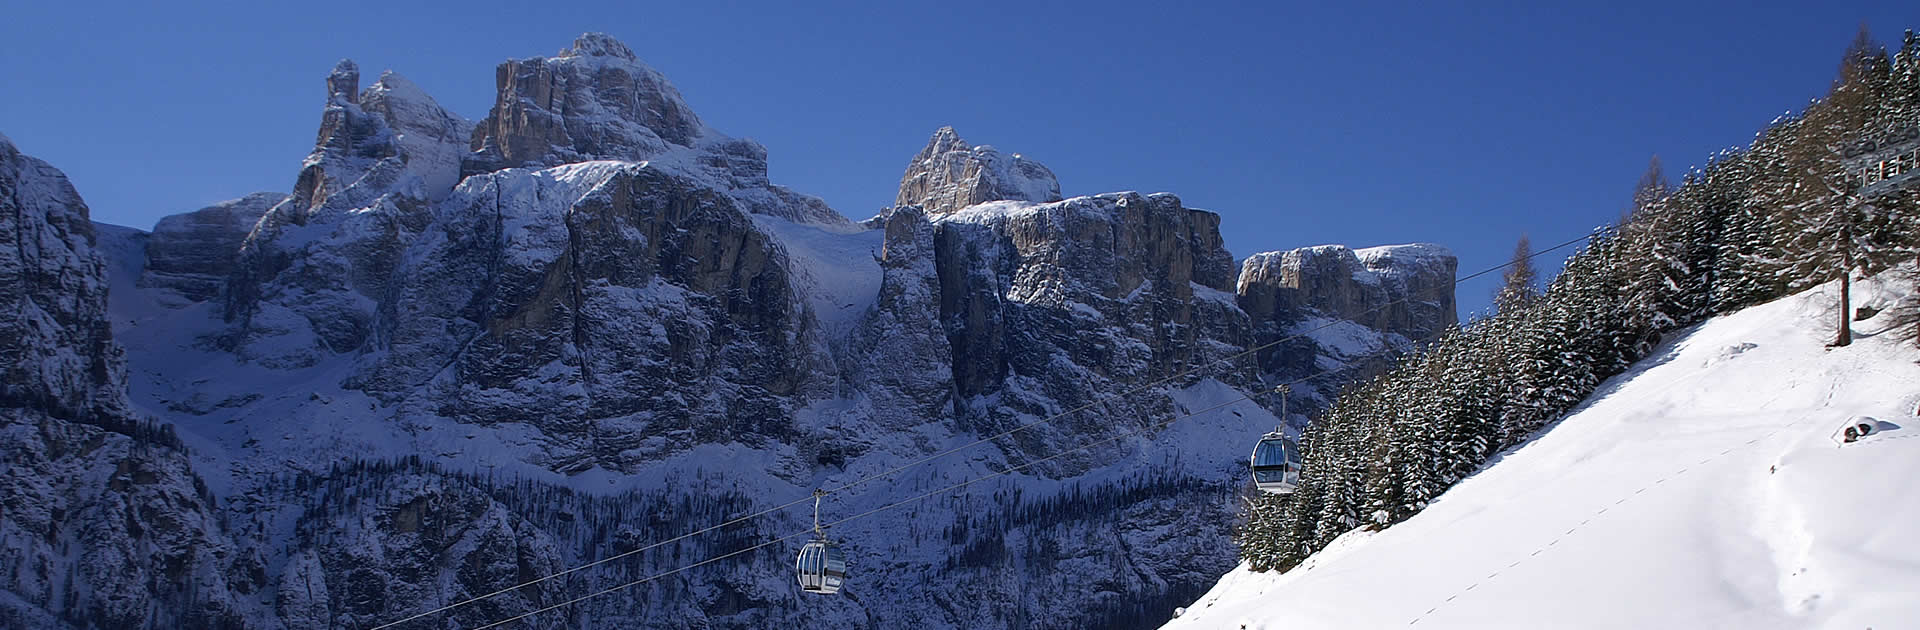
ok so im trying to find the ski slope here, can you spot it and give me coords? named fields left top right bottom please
left=1167, top=274, right=1920, bottom=629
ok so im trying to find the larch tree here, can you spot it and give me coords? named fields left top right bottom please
left=1495, top=235, right=1539, bottom=315
left=1780, top=24, right=1888, bottom=347
left=1633, top=155, right=1672, bottom=214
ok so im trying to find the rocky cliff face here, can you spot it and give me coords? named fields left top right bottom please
left=141, top=192, right=286, bottom=305
left=0, top=133, right=126, bottom=421
left=226, top=61, right=471, bottom=367
left=361, top=161, right=830, bottom=472
left=465, top=33, right=842, bottom=226
left=1238, top=243, right=1458, bottom=340
left=1, top=34, right=1457, bottom=630
left=897, top=127, right=1062, bottom=215
left=1237, top=243, right=1459, bottom=384
left=925, top=193, right=1253, bottom=470
left=467, top=34, right=704, bottom=169
left=0, top=134, right=263, bottom=630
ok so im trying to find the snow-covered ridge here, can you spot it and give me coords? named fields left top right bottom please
left=1356, top=241, right=1453, bottom=261
left=1168, top=273, right=1920, bottom=628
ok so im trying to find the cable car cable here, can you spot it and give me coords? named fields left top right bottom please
left=458, top=223, right=1599, bottom=626
left=814, top=231, right=1594, bottom=500
left=369, top=492, right=822, bottom=629
left=468, top=396, right=1251, bottom=629
left=372, top=230, right=1596, bottom=629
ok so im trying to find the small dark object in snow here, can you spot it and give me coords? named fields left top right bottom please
left=1844, top=426, right=1860, bottom=443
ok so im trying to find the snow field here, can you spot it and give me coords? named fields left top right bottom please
left=1167, top=273, right=1920, bottom=629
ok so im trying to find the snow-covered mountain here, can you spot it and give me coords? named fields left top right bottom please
left=0, top=34, right=1458, bottom=629
left=1166, top=273, right=1920, bottom=629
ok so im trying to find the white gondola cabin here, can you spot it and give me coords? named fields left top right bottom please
left=795, top=540, right=847, bottom=594
left=797, top=489, right=847, bottom=594
left=1250, top=432, right=1301, bottom=494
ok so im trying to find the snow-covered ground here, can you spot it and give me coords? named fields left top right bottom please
left=1167, top=273, right=1920, bottom=629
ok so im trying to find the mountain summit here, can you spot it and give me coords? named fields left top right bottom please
left=896, top=126, right=1063, bottom=214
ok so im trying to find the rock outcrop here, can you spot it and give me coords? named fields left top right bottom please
left=361, top=162, right=828, bottom=471
left=926, top=193, right=1253, bottom=470
left=141, top=192, right=286, bottom=305
left=466, top=33, right=705, bottom=169
left=848, top=205, right=954, bottom=423
left=1237, top=243, right=1458, bottom=341
left=897, top=126, right=1062, bottom=215
left=226, top=61, right=475, bottom=367
left=464, top=33, right=843, bottom=225
left=0, top=133, right=126, bottom=420
left=220, top=39, right=837, bottom=466
left=0, top=135, right=262, bottom=630
left=1236, top=243, right=1458, bottom=389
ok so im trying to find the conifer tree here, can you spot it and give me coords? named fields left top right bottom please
left=1237, top=24, right=1920, bottom=572
left=1495, top=236, right=1539, bottom=315
left=1633, top=155, right=1672, bottom=214
left=1781, top=25, right=1888, bottom=346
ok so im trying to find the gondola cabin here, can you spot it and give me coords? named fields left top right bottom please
left=796, top=540, right=847, bottom=594
left=1250, top=433, right=1301, bottom=494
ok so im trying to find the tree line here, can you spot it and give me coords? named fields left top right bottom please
left=1238, top=25, right=1920, bottom=572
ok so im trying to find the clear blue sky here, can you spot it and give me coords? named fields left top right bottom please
left=3, top=1, right=1913, bottom=316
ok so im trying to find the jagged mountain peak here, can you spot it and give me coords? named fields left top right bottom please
left=923, top=125, right=968, bottom=154
left=561, top=31, right=639, bottom=61
left=897, top=125, right=1062, bottom=215
left=326, top=59, right=359, bottom=103
left=467, top=32, right=706, bottom=167
left=454, top=34, right=843, bottom=224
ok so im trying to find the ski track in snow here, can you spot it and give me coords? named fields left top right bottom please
left=1166, top=272, right=1920, bottom=629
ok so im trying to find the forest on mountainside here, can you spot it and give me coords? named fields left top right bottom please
left=1238, top=26, right=1920, bottom=572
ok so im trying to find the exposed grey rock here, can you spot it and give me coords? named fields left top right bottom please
left=847, top=205, right=954, bottom=422
left=0, top=136, right=263, bottom=630
left=326, top=59, right=358, bottom=104
left=227, top=65, right=474, bottom=367
left=359, top=162, right=831, bottom=472
left=463, top=33, right=845, bottom=225
left=931, top=192, right=1253, bottom=470
left=1236, top=243, right=1458, bottom=389
left=1236, top=243, right=1457, bottom=341
left=0, top=133, right=126, bottom=420
left=467, top=32, right=705, bottom=169
left=0, top=412, right=261, bottom=629
left=897, top=126, right=1062, bottom=215
left=141, top=192, right=286, bottom=305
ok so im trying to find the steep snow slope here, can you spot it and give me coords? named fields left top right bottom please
left=1167, top=274, right=1920, bottom=629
